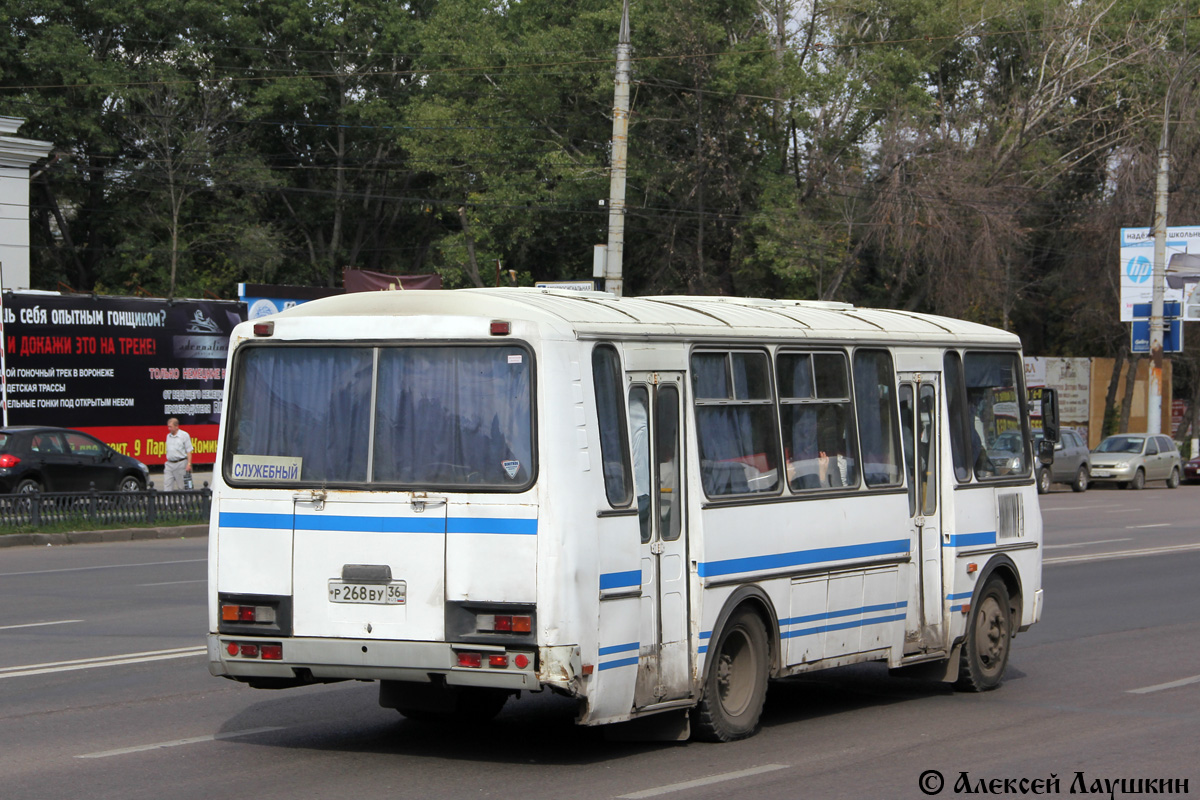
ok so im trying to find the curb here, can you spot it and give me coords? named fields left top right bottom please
left=0, top=524, right=208, bottom=548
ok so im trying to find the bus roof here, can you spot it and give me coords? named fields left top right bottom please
left=267, top=287, right=1020, bottom=347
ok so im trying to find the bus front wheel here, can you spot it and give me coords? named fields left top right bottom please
left=954, top=578, right=1011, bottom=692
left=692, top=607, right=769, bottom=742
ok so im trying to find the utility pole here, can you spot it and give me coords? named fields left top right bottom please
left=1149, top=126, right=1168, bottom=436
left=1148, top=58, right=1198, bottom=436
left=604, top=0, right=631, bottom=297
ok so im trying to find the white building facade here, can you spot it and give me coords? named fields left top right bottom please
left=0, top=116, right=54, bottom=291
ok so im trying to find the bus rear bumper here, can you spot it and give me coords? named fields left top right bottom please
left=207, top=633, right=541, bottom=690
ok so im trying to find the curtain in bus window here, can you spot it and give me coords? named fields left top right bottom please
left=593, top=345, right=632, bottom=506
left=692, top=351, right=779, bottom=497
left=231, top=347, right=372, bottom=482
left=374, top=346, right=533, bottom=488
left=853, top=350, right=902, bottom=487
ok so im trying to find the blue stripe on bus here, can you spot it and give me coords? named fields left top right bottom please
left=598, top=642, right=639, bottom=656
left=447, top=517, right=538, bottom=535
left=599, top=570, right=641, bottom=590
left=944, top=531, right=996, bottom=547
left=294, top=515, right=445, bottom=533
left=597, top=656, right=640, bottom=671
left=779, top=601, right=907, bottom=627
left=218, top=512, right=535, bottom=536
left=697, top=539, right=910, bottom=579
left=782, top=613, right=907, bottom=639
left=946, top=591, right=973, bottom=600
left=219, top=512, right=294, bottom=530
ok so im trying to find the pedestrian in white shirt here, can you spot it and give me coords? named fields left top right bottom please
left=164, top=417, right=193, bottom=490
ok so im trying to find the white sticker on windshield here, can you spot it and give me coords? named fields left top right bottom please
left=502, top=460, right=520, bottom=479
left=231, top=454, right=303, bottom=481
left=507, top=354, right=522, bottom=364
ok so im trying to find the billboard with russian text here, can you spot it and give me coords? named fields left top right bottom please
left=2, top=292, right=243, bottom=464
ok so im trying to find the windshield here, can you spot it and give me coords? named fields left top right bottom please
left=1096, top=436, right=1144, bottom=454
left=989, top=431, right=1024, bottom=453
left=225, top=344, right=534, bottom=489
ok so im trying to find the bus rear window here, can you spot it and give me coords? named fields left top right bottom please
left=226, top=344, right=534, bottom=489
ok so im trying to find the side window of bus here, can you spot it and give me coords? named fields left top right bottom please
left=852, top=349, right=902, bottom=487
left=777, top=351, right=859, bottom=491
left=963, top=352, right=1030, bottom=480
left=691, top=350, right=780, bottom=497
left=592, top=344, right=632, bottom=507
left=944, top=351, right=973, bottom=482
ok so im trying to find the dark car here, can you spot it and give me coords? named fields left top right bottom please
left=1184, top=455, right=1200, bottom=484
left=0, top=426, right=150, bottom=494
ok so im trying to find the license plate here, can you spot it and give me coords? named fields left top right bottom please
left=328, top=580, right=406, bottom=604
left=1092, top=470, right=1110, bottom=477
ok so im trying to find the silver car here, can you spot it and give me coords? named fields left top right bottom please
left=1034, top=428, right=1091, bottom=493
left=1089, top=434, right=1183, bottom=490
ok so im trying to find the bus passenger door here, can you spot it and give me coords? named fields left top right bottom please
left=628, top=374, right=690, bottom=707
left=899, top=375, right=945, bottom=651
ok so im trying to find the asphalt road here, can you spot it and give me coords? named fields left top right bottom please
left=1, top=485, right=1198, bottom=799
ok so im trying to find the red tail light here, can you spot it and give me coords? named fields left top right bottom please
left=488, top=654, right=508, bottom=668
left=240, top=644, right=259, bottom=658
left=261, top=644, right=283, bottom=660
left=0, top=454, right=19, bottom=468
left=457, top=652, right=482, bottom=668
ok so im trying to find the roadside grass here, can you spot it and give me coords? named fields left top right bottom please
left=0, top=516, right=206, bottom=536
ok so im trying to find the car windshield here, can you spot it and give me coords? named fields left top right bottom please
left=1097, top=436, right=1144, bottom=454
left=990, top=431, right=1023, bottom=453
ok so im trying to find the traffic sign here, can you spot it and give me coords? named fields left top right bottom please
left=1131, top=301, right=1182, bottom=318
left=1132, top=318, right=1183, bottom=353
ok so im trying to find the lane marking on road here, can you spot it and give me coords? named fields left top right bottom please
left=1042, top=504, right=1122, bottom=511
left=0, top=619, right=83, bottom=631
left=138, top=579, right=206, bottom=587
left=1126, top=523, right=1172, bottom=529
left=77, top=727, right=287, bottom=759
left=1129, top=675, right=1200, bottom=695
left=1046, top=542, right=1200, bottom=565
left=1044, top=538, right=1133, bottom=550
left=0, top=558, right=205, bottom=578
left=0, top=645, right=206, bottom=680
left=618, top=765, right=790, bottom=799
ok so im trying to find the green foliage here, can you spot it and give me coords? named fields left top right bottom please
left=0, top=0, right=1197, bottom=379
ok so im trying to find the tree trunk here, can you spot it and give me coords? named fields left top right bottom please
left=1102, top=347, right=1126, bottom=439
left=457, top=206, right=485, bottom=288
left=1119, top=354, right=1141, bottom=433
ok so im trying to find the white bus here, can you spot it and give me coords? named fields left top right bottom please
left=207, top=289, right=1054, bottom=741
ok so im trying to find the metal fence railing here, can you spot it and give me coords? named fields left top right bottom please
left=0, top=485, right=212, bottom=529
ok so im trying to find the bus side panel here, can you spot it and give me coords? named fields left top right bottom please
left=444, top=503, right=538, bottom=603
left=214, top=497, right=294, bottom=598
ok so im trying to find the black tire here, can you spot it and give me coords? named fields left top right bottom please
left=1071, top=465, right=1089, bottom=493
left=692, top=607, right=770, bottom=742
left=1130, top=468, right=1145, bottom=490
left=119, top=474, right=145, bottom=492
left=1167, top=467, right=1180, bottom=489
left=1036, top=468, right=1051, bottom=494
left=954, top=578, right=1012, bottom=692
left=14, top=478, right=42, bottom=494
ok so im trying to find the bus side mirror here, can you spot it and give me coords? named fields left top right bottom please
left=1040, top=387, right=1059, bottom=444
left=1038, top=438, right=1056, bottom=463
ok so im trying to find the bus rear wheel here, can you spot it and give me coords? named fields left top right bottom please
left=692, top=607, right=769, bottom=742
left=955, top=578, right=1011, bottom=692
